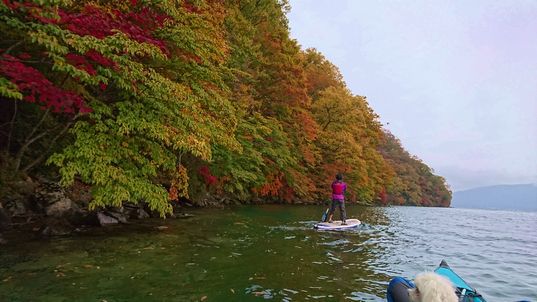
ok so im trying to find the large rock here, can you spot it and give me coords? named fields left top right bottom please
left=97, top=212, right=119, bottom=226
left=135, top=208, right=150, bottom=219
left=34, top=182, right=79, bottom=217
left=123, top=203, right=149, bottom=220
left=0, top=206, right=11, bottom=230
left=9, top=178, right=38, bottom=197
left=4, top=178, right=38, bottom=214
left=46, top=198, right=77, bottom=217
left=1, top=177, right=38, bottom=217
left=33, top=182, right=61, bottom=205
left=105, top=210, right=128, bottom=224
left=4, top=197, right=28, bottom=217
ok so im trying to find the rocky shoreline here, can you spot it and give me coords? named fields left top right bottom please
left=0, top=178, right=202, bottom=245
left=0, top=177, right=335, bottom=245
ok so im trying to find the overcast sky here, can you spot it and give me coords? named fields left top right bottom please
left=287, top=0, right=537, bottom=191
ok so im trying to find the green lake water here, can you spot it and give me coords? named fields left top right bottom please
left=1, top=205, right=536, bottom=301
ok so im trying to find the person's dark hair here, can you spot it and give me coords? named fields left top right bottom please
left=336, top=173, right=343, bottom=180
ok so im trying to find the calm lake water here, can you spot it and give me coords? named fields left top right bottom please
left=1, top=206, right=536, bottom=301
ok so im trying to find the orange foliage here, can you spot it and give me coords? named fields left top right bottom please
left=295, top=111, right=318, bottom=141
left=282, top=187, right=294, bottom=203
left=168, top=164, right=189, bottom=201
left=257, top=173, right=284, bottom=197
left=300, top=144, right=316, bottom=165
left=288, top=168, right=316, bottom=198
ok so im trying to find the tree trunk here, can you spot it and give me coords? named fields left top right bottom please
left=13, top=108, right=50, bottom=172
left=6, top=100, right=17, bottom=153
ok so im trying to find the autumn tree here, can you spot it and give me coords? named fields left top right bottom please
left=378, top=131, right=452, bottom=206
left=1, top=0, right=451, bottom=212
left=1, top=0, right=239, bottom=215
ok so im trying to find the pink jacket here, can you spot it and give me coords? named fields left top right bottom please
left=331, top=181, right=347, bottom=200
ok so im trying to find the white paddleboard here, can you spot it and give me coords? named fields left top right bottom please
left=314, top=218, right=361, bottom=230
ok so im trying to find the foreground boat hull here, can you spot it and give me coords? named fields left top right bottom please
left=386, top=260, right=487, bottom=302
left=435, top=260, right=486, bottom=302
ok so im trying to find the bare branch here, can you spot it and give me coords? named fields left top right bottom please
left=13, top=108, right=51, bottom=171
left=22, top=120, right=73, bottom=173
left=26, top=107, right=50, bottom=141
left=6, top=100, right=17, bottom=152
left=2, top=40, right=23, bottom=55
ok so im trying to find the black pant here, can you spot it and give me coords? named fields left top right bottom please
left=328, top=199, right=346, bottom=222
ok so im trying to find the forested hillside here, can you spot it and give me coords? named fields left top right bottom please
left=378, top=131, right=451, bottom=207
left=0, top=0, right=451, bottom=216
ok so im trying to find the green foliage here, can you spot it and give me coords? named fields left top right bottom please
left=1, top=0, right=239, bottom=215
left=0, top=77, right=22, bottom=99
left=0, top=0, right=451, bottom=213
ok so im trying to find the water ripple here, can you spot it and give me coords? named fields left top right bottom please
left=1, top=205, right=535, bottom=302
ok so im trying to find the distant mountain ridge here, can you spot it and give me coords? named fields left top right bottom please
left=452, top=184, right=537, bottom=211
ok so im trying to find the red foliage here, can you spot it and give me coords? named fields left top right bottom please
left=378, top=188, right=388, bottom=205
left=183, top=1, right=201, bottom=13
left=199, top=166, right=218, bottom=186
left=57, top=5, right=170, bottom=54
left=66, top=53, right=97, bottom=76
left=2, top=0, right=18, bottom=9
left=66, top=50, right=117, bottom=75
left=4, top=2, right=171, bottom=54
left=85, top=50, right=116, bottom=68
left=0, top=55, right=91, bottom=114
left=17, top=53, right=31, bottom=60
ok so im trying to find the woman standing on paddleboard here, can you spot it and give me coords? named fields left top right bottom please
left=327, top=173, right=347, bottom=225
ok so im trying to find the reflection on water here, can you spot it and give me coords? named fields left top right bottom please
left=1, top=205, right=536, bottom=301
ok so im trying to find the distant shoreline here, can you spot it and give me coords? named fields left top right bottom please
left=452, top=184, right=537, bottom=212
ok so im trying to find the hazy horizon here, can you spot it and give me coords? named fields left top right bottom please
left=453, top=181, right=537, bottom=192
left=287, top=0, right=537, bottom=191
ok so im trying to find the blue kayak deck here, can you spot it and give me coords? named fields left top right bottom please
left=435, top=260, right=486, bottom=302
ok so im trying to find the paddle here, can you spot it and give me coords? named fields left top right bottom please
left=321, top=207, right=330, bottom=222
